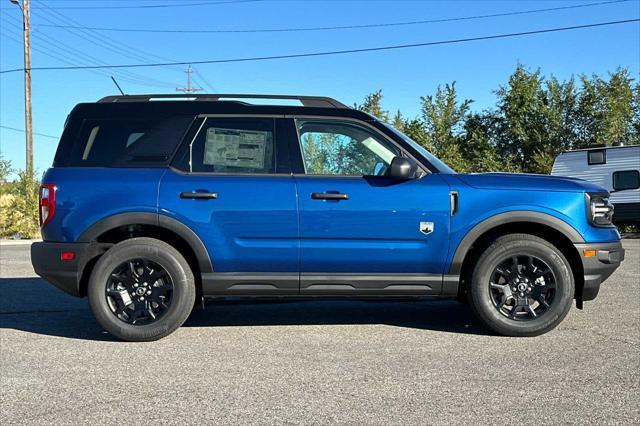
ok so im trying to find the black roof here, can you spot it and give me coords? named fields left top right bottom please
left=70, top=93, right=375, bottom=121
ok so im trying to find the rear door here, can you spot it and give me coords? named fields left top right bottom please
left=289, top=117, right=451, bottom=295
left=159, top=116, right=299, bottom=295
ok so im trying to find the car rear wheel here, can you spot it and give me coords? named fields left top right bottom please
left=468, top=234, right=574, bottom=337
left=88, top=237, right=195, bottom=342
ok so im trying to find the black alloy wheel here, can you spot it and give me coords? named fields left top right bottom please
left=489, top=255, right=556, bottom=321
left=467, top=233, right=574, bottom=337
left=106, top=258, right=174, bottom=325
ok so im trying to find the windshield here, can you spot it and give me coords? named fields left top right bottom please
left=382, top=123, right=456, bottom=174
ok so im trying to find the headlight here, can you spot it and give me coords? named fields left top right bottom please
left=586, top=193, right=614, bottom=227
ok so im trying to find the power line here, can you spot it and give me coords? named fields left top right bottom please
left=192, top=67, right=217, bottom=92
left=35, top=3, right=177, bottom=64
left=33, top=0, right=632, bottom=34
left=1, top=18, right=638, bottom=75
left=31, top=4, right=181, bottom=86
left=0, top=14, right=177, bottom=88
left=0, top=0, right=263, bottom=10
left=32, top=1, right=196, bottom=85
left=0, top=125, right=59, bottom=139
left=34, top=6, right=175, bottom=66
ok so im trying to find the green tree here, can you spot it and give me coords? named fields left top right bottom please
left=632, top=80, right=640, bottom=143
left=420, top=82, right=473, bottom=171
left=401, top=118, right=434, bottom=152
left=493, top=65, right=579, bottom=173
left=355, top=90, right=390, bottom=122
left=0, top=155, right=13, bottom=195
left=392, top=110, right=404, bottom=131
left=460, top=112, right=510, bottom=173
left=575, top=69, right=636, bottom=148
left=0, top=156, right=11, bottom=177
left=494, top=65, right=548, bottom=172
left=603, top=68, right=635, bottom=145
left=353, top=65, right=636, bottom=175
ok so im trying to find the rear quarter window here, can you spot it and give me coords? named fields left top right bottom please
left=56, top=116, right=194, bottom=167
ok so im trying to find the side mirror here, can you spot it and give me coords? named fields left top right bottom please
left=386, top=157, right=417, bottom=180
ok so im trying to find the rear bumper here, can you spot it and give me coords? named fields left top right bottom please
left=573, top=241, right=625, bottom=302
left=31, top=241, right=109, bottom=297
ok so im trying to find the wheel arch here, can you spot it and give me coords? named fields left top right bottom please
left=450, top=211, right=585, bottom=305
left=76, top=212, right=212, bottom=296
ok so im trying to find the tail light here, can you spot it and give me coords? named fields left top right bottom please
left=39, top=184, right=56, bottom=227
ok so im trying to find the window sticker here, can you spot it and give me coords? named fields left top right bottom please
left=204, top=127, right=268, bottom=169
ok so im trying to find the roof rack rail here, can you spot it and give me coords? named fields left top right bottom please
left=97, top=93, right=349, bottom=109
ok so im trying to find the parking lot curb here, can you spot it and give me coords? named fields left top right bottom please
left=0, top=239, right=42, bottom=246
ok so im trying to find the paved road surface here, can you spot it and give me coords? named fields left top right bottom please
left=1, top=241, right=638, bottom=424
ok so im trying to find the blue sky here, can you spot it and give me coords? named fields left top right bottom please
left=0, top=0, right=639, bottom=175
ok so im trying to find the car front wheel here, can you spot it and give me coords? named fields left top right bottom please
left=468, top=234, right=574, bottom=337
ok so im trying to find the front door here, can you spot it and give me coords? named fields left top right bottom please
left=291, top=118, right=451, bottom=295
left=159, top=116, right=299, bottom=295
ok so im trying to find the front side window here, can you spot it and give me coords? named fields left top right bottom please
left=189, top=118, right=275, bottom=174
left=297, top=120, right=400, bottom=176
left=613, top=170, right=640, bottom=190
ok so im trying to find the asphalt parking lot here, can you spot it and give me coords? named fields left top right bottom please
left=1, top=240, right=638, bottom=424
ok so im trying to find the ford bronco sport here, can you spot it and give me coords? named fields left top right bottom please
left=31, top=94, right=625, bottom=341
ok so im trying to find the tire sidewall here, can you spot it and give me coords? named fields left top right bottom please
left=88, top=238, right=195, bottom=341
left=470, top=236, right=574, bottom=336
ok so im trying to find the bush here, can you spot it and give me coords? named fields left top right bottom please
left=0, top=193, right=15, bottom=236
left=2, top=170, right=40, bottom=239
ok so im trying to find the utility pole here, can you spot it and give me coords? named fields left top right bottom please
left=11, top=0, right=33, bottom=175
left=176, top=65, right=202, bottom=94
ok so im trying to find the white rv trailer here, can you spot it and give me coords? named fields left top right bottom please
left=552, top=145, right=640, bottom=226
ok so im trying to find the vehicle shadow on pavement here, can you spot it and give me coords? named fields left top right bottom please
left=187, top=299, right=490, bottom=335
left=0, top=277, right=490, bottom=340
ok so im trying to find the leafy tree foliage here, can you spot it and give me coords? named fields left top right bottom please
left=0, top=155, right=13, bottom=187
left=357, top=65, right=639, bottom=174
left=354, top=90, right=390, bottom=123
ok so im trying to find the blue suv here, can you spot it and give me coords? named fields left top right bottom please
left=31, top=94, right=625, bottom=341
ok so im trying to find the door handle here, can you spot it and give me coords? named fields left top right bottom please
left=311, top=192, right=349, bottom=200
left=180, top=192, right=218, bottom=199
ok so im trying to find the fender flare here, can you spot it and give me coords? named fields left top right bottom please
left=448, top=211, right=584, bottom=275
left=78, top=212, right=213, bottom=273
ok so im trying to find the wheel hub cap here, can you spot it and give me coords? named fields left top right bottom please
left=489, top=255, right=557, bottom=321
left=105, top=259, right=174, bottom=326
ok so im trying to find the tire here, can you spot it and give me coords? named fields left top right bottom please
left=468, top=234, right=574, bottom=337
left=88, top=237, right=195, bottom=342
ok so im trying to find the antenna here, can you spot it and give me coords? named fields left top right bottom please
left=110, top=76, right=125, bottom=95
left=176, top=64, right=202, bottom=94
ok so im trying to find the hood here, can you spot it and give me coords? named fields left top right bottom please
left=456, top=172, right=606, bottom=193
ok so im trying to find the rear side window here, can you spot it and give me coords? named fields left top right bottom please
left=187, top=117, right=275, bottom=174
left=63, top=116, right=193, bottom=167
left=613, top=170, right=640, bottom=190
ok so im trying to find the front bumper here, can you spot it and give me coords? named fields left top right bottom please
left=31, top=241, right=109, bottom=297
left=573, top=241, right=625, bottom=302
